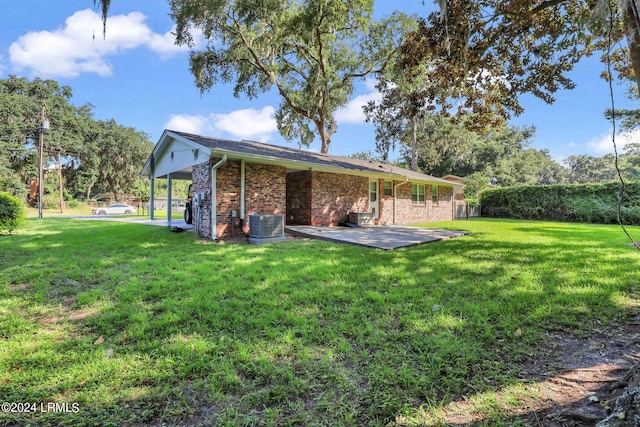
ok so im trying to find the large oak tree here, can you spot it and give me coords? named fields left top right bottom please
left=95, top=0, right=411, bottom=153
left=0, top=76, right=153, bottom=201
left=169, top=0, right=412, bottom=153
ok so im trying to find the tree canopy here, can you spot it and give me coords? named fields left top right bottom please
left=0, top=76, right=153, bottom=203
left=168, top=0, right=413, bottom=154
left=92, top=0, right=639, bottom=158
left=89, top=0, right=639, bottom=198
left=405, top=121, right=565, bottom=187
left=387, top=0, right=639, bottom=135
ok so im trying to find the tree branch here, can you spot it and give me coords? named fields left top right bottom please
left=531, top=0, right=568, bottom=14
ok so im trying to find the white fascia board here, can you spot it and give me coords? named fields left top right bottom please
left=141, top=131, right=211, bottom=178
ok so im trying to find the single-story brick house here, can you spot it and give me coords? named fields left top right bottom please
left=140, top=130, right=461, bottom=240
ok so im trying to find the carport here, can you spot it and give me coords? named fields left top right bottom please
left=140, top=132, right=209, bottom=228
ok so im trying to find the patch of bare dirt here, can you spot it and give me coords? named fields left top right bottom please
left=504, top=317, right=640, bottom=427
left=441, top=317, right=640, bottom=426
left=521, top=327, right=640, bottom=426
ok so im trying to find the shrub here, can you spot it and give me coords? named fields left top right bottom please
left=480, top=182, right=640, bottom=225
left=0, top=176, right=28, bottom=201
left=0, top=191, right=27, bottom=234
left=42, top=194, right=60, bottom=210
left=41, top=195, right=80, bottom=210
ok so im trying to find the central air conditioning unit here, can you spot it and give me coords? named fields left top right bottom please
left=248, top=214, right=286, bottom=244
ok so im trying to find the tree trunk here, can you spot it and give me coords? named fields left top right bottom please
left=318, top=118, right=337, bottom=154
left=85, top=181, right=94, bottom=202
left=320, top=135, right=330, bottom=154
left=410, top=116, right=418, bottom=172
left=624, top=1, right=640, bottom=96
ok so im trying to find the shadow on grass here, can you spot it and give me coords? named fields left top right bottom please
left=1, top=218, right=639, bottom=426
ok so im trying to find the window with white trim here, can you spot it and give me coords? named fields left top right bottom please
left=383, top=180, right=393, bottom=196
left=412, top=184, right=425, bottom=205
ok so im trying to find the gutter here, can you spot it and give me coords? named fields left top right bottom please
left=393, top=177, right=409, bottom=225
left=211, top=155, right=228, bottom=240
left=240, top=159, right=245, bottom=229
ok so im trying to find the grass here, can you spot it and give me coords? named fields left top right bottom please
left=0, top=218, right=639, bottom=426
left=25, top=204, right=174, bottom=219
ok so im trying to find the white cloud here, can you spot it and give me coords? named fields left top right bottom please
left=335, top=78, right=382, bottom=124
left=164, top=106, right=278, bottom=142
left=587, top=128, right=640, bottom=154
left=9, top=9, right=193, bottom=78
left=211, top=106, right=277, bottom=141
left=165, top=114, right=210, bottom=135
left=147, top=28, right=187, bottom=59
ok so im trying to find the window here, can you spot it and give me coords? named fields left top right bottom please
left=432, top=186, right=439, bottom=205
left=412, top=184, right=425, bottom=204
left=383, top=180, right=393, bottom=196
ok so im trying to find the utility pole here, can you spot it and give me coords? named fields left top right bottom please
left=38, top=101, right=49, bottom=219
left=57, top=152, right=64, bottom=213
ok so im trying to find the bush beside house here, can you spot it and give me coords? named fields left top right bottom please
left=480, top=182, right=640, bottom=224
left=0, top=191, right=27, bottom=234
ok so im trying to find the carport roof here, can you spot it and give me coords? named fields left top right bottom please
left=141, top=129, right=456, bottom=186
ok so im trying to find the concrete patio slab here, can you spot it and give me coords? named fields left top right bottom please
left=286, top=225, right=469, bottom=250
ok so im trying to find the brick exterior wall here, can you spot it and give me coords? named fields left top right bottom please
left=378, top=179, right=394, bottom=225
left=191, top=158, right=453, bottom=238
left=191, top=161, right=212, bottom=238
left=430, top=185, right=454, bottom=222
left=191, top=159, right=286, bottom=239
left=244, top=162, right=286, bottom=224
left=310, top=171, right=369, bottom=226
left=216, top=160, right=242, bottom=238
left=392, top=183, right=453, bottom=225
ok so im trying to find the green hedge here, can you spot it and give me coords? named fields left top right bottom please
left=0, top=191, right=27, bottom=233
left=480, top=182, right=640, bottom=224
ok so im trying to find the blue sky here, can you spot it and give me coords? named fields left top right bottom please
left=1, top=0, right=638, bottom=165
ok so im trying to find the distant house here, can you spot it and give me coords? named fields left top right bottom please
left=441, top=175, right=466, bottom=201
left=140, top=130, right=459, bottom=240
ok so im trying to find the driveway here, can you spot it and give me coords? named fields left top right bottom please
left=286, top=225, right=469, bottom=250
left=76, top=215, right=193, bottom=230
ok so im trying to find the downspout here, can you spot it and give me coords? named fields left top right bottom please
left=393, top=178, right=409, bottom=225
left=240, top=159, right=246, bottom=232
left=211, top=155, right=228, bottom=240
left=452, top=187, right=456, bottom=220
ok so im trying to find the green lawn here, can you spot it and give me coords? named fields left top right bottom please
left=1, top=218, right=638, bottom=426
left=26, top=204, right=174, bottom=219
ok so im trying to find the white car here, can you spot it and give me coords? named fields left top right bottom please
left=92, top=204, right=137, bottom=215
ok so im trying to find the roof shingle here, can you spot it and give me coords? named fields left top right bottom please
left=168, top=130, right=455, bottom=185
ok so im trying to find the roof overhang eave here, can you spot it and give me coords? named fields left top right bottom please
left=209, top=148, right=455, bottom=186
left=140, top=130, right=212, bottom=178
left=207, top=148, right=407, bottom=180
